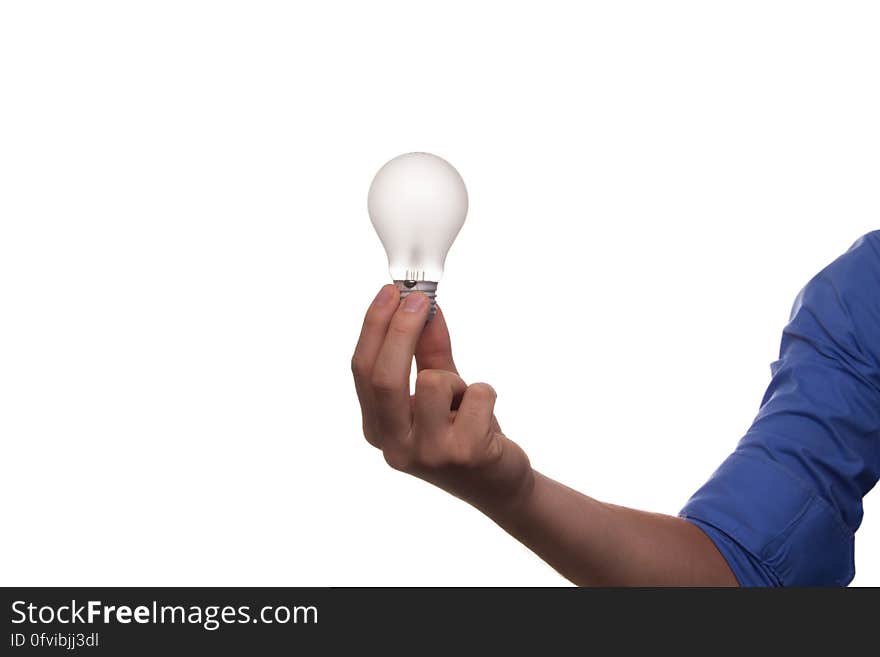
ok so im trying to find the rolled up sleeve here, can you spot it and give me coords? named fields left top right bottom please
left=681, top=232, right=880, bottom=586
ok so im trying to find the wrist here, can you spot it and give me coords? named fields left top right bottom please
left=482, top=465, right=537, bottom=525
left=470, top=437, right=537, bottom=525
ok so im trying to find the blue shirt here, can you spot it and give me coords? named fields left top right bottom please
left=680, top=231, right=880, bottom=586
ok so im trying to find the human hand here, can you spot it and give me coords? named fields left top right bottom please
left=351, top=285, right=534, bottom=518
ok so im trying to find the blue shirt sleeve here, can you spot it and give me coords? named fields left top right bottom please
left=680, top=231, right=880, bottom=586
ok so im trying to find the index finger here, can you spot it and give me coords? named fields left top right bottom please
left=370, top=291, right=432, bottom=443
left=351, top=284, right=399, bottom=445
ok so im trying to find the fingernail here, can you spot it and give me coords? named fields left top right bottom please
left=373, top=285, right=395, bottom=307
left=403, top=292, right=427, bottom=313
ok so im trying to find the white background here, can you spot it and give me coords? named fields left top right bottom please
left=1, top=1, right=878, bottom=586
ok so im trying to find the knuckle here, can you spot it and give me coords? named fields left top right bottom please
left=361, top=418, right=381, bottom=448
left=415, top=368, right=446, bottom=391
left=467, top=382, right=497, bottom=403
left=387, top=319, right=413, bottom=339
left=418, top=345, right=445, bottom=362
left=364, top=307, right=388, bottom=328
left=350, top=355, right=369, bottom=378
left=370, top=368, right=397, bottom=394
left=383, top=448, right=413, bottom=472
left=371, top=378, right=394, bottom=394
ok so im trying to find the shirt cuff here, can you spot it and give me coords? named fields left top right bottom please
left=680, top=450, right=855, bottom=586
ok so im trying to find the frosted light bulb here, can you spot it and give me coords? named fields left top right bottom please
left=368, top=152, right=468, bottom=320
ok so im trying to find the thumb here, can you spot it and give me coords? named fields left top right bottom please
left=415, top=304, right=458, bottom=373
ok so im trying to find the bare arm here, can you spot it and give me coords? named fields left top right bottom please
left=491, top=473, right=736, bottom=586
left=352, top=285, right=737, bottom=586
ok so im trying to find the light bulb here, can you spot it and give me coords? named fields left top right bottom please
left=368, top=152, right=468, bottom=320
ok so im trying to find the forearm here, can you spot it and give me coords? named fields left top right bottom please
left=485, top=471, right=738, bottom=586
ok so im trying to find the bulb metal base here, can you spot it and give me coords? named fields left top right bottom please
left=394, top=280, right=439, bottom=320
